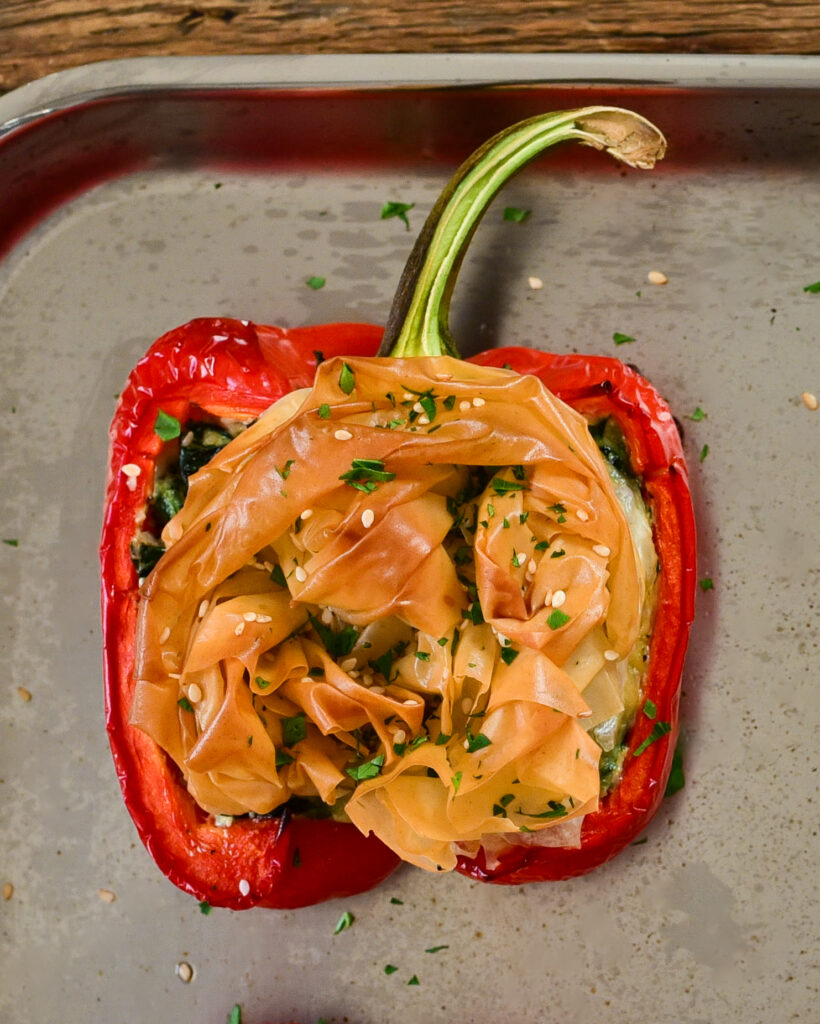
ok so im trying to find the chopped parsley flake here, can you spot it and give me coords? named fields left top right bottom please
left=699, top=444, right=710, bottom=461
left=308, top=612, right=359, bottom=657
left=228, top=1006, right=242, bottom=1024
left=154, top=409, right=181, bottom=440
left=435, top=733, right=451, bottom=745
left=254, top=675, right=270, bottom=689
left=390, top=897, right=404, bottom=905
left=415, top=650, right=431, bottom=661
left=339, top=362, right=356, bottom=395
left=613, top=331, right=636, bottom=346
left=665, top=743, right=686, bottom=796
left=281, top=712, right=307, bottom=747
left=699, top=577, right=714, bottom=591
left=550, top=548, right=566, bottom=559
left=643, top=699, right=658, bottom=719
left=803, top=281, right=820, bottom=293
left=407, top=975, right=420, bottom=986
left=270, top=564, right=287, bottom=587
left=499, top=646, right=520, bottom=665
left=380, top=200, right=415, bottom=229
left=687, top=406, right=707, bottom=421
left=547, top=609, right=571, bottom=630
left=333, top=910, right=355, bottom=934
left=491, top=477, right=527, bottom=495
left=633, top=720, right=672, bottom=756
left=275, top=750, right=295, bottom=767
left=177, top=696, right=194, bottom=712
left=384, top=964, right=399, bottom=975
left=503, top=206, right=530, bottom=222
left=318, top=403, right=332, bottom=419
left=306, top=275, right=326, bottom=290
left=425, top=944, right=449, bottom=953
left=198, top=900, right=211, bottom=915
left=347, top=753, right=385, bottom=781
left=443, top=394, right=456, bottom=410
left=3, top=538, right=19, bottom=547
left=452, top=770, right=463, bottom=793
left=279, top=458, right=295, bottom=479
left=339, top=457, right=396, bottom=492
left=465, top=729, right=492, bottom=753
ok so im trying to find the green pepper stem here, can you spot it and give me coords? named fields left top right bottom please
left=379, top=106, right=666, bottom=360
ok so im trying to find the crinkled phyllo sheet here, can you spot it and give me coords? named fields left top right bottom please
left=132, top=355, right=651, bottom=871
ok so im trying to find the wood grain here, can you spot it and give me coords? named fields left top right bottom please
left=1, top=0, right=818, bottom=95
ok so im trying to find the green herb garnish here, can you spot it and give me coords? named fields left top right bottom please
left=306, top=275, right=326, bottom=290
left=154, top=409, right=181, bottom=440
left=503, top=206, right=530, bottom=222
left=333, top=910, right=355, bottom=934
left=347, top=753, right=385, bottom=781
left=633, top=720, right=672, bottom=756
left=699, top=577, right=714, bottom=591
left=643, top=699, right=657, bottom=719
left=381, top=200, right=415, bottom=229
left=339, top=362, right=356, bottom=395
left=282, top=712, right=307, bottom=747
left=499, top=646, right=519, bottom=665
left=318, top=403, right=332, bottom=419
left=465, top=729, right=491, bottom=754
left=547, top=609, right=570, bottom=630
left=177, top=697, right=194, bottom=712
left=613, top=331, right=636, bottom=346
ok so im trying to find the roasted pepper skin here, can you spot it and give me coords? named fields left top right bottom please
left=101, top=318, right=695, bottom=906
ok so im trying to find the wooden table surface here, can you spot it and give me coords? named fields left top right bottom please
left=1, top=0, right=818, bottom=95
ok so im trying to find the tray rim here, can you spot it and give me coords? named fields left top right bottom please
left=1, top=52, right=819, bottom=140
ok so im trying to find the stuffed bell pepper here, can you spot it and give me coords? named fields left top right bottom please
left=101, top=107, right=696, bottom=908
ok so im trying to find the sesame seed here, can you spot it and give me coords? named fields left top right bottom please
left=321, top=608, right=334, bottom=625
left=403, top=699, right=420, bottom=706
left=188, top=683, right=203, bottom=703
left=393, top=729, right=406, bottom=744
left=238, top=879, right=251, bottom=896
left=2, top=883, right=13, bottom=900
left=214, top=814, right=233, bottom=827
left=17, top=687, right=31, bottom=702
left=341, top=657, right=357, bottom=672
left=234, top=621, right=246, bottom=636
left=256, top=614, right=272, bottom=623
left=459, top=400, right=471, bottom=412
left=528, top=276, right=543, bottom=290
left=802, top=391, right=818, bottom=411
left=301, top=508, right=314, bottom=520
left=126, top=476, right=137, bottom=491
left=98, top=888, right=116, bottom=903
left=413, top=401, right=424, bottom=413
left=198, top=600, right=208, bottom=618
left=593, top=544, right=611, bottom=558
left=527, top=558, right=537, bottom=575
left=402, top=392, right=415, bottom=401
left=578, top=709, right=593, bottom=719
left=299, top=675, right=313, bottom=683
left=577, top=509, right=589, bottom=522
left=181, top=431, right=194, bottom=447
left=361, top=508, right=375, bottom=528
left=370, top=685, right=385, bottom=694
left=176, top=962, right=194, bottom=984
left=463, top=739, right=471, bottom=749
left=435, top=372, right=453, bottom=381
left=472, top=396, right=485, bottom=407
left=159, top=627, right=171, bottom=644
left=418, top=414, right=430, bottom=425
left=242, top=611, right=258, bottom=622
left=551, top=590, right=566, bottom=608
left=648, top=270, right=668, bottom=285
left=168, top=672, right=181, bottom=680
left=604, top=649, right=620, bottom=661
left=121, top=463, right=141, bottom=477
left=294, top=566, right=308, bottom=582
left=334, top=429, right=353, bottom=441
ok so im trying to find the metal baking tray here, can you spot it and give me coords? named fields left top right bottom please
left=1, top=54, right=817, bottom=1024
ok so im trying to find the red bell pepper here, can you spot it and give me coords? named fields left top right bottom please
left=101, top=107, right=695, bottom=907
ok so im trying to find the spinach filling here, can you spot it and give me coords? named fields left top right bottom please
left=130, top=418, right=240, bottom=579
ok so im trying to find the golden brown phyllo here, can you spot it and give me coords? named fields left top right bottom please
left=132, top=354, right=656, bottom=872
